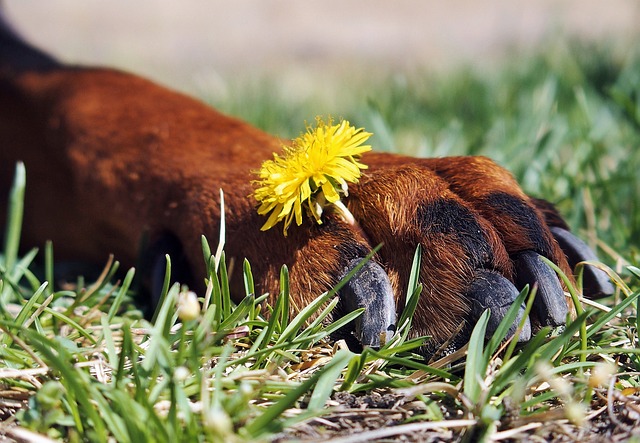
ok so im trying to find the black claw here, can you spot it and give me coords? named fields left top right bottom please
left=338, top=259, right=397, bottom=348
left=514, top=250, right=568, bottom=327
left=467, top=270, right=531, bottom=342
left=550, top=227, right=615, bottom=299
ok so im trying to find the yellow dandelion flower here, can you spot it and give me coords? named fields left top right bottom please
left=254, top=117, right=372, bottom=235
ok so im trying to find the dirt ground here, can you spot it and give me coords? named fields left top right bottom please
left=5, top=0, right=640, bottom=95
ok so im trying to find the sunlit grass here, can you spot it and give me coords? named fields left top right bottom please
left=1, top=41, right=639, bottom=441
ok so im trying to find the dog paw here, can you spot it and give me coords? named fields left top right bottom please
left=142, top=150, right=612, bottom=358
left=260, top=153, right=614, bottom=355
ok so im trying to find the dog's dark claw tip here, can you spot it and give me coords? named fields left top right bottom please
left=339, top=259, right=396, bottom=348
left=467, top=270, right=531, bottom=342
left=514, top=250, right=568, bottom=327
left=550, top=227, right=615, bottom=299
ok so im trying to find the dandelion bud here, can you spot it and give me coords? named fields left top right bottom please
left=177, top=290, right=201, bottom=321
left=203, top=406, right=233, bottom=435
left=239, top=381, right=253, bottom=398
left=589, top=361, right=617, bottom=388
left=173, top=366, right=190, bottom=382
left=564, top=402, right=585, bottom=426
left=536, top=362, right=572, bottom=398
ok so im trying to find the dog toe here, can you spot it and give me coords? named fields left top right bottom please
left=337, top=258, right=396, bottom=348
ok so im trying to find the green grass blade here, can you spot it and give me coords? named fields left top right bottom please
left=39, top=306, right=98, bottom=345
left=201, top=235, right=212, bottom=273
left=586, top=289, right=640, bottom=339
left=541, top=257, right=588, bottom=361
left=2, top=162, right=26, bottom=273
left=297, top=298, right=341, bottom=336
left=463, top=309, right=490, bottom=405
left=525, top=312, right=590, bottom=375
left=218, top=252, right=232, bottom=319
left=151, top=255, right=172, bottom=325
left=243, top=258, right=255, bottom=297
left=276, top=291, right=333, bottom=346
left=307, top=349, right=353, bottom=410
left=367, top=349, right=454, bottom=380
left=306, top=305, right=362, bottom=339
left=341, top=349, right=370, bottom=391
left=14, top=282, right=47, bottom=328
left=44, top=241, right=54, bottom=296
left=100, top=316, right=119, bottom=385
left=245, top=351, right=349, bottom=437
left=208, top=257, right=223, bottom=325
left=485, top=286, right=530, bottom=358
left=397, top=245, right=422, bottom=333
left=219, top=293, right=255, bottom=330
left=107, top=267, right=135, bottom=322
left=24, top=330, right=108, bottom=441
left=279, top=265, right=290, bottom=329
left=490, top=328, right=551, bottom=394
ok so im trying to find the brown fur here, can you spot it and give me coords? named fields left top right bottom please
left=0, top=61, right=574, bottom=345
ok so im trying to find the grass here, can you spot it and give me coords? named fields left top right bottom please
left=1, top=40, right=640, bottom=442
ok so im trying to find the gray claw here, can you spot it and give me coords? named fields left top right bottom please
left=339, top=259, right=397, bottom=348
left=514, top=250, right=568, bottom=327
left=550, top=227, right=615, bottom=299
left=467, top=270, right=531, bottom=342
